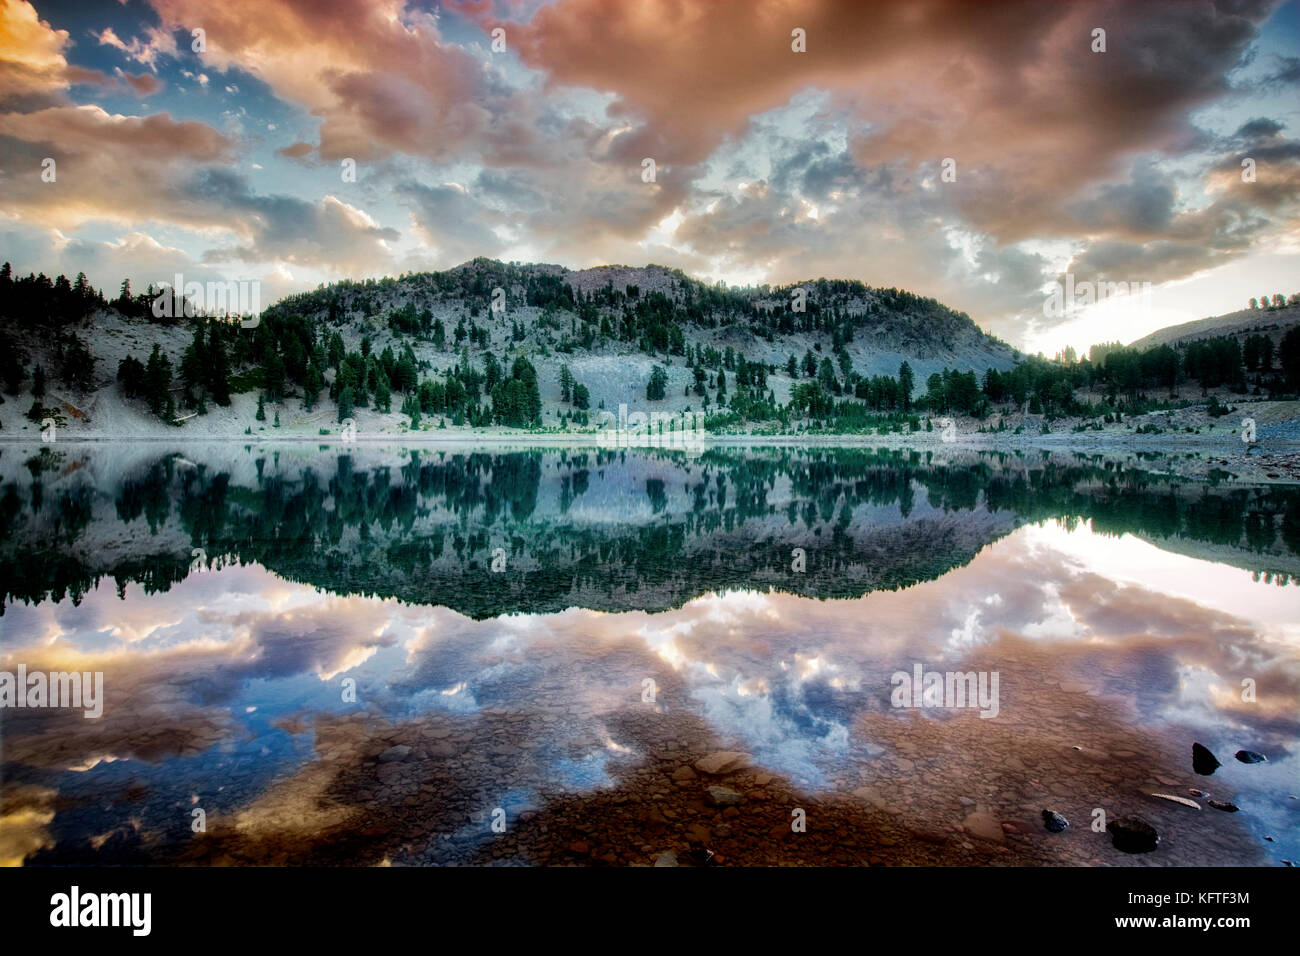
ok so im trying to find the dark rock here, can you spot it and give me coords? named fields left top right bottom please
left=1192, top=742, right=1220, bottom=776
left=1208, top=800, right=1240, bottom=813
left=1234, top=750, right=1267, bottom=764
left=1041, top=809, right=1070, bottom=832
left=687, top=843, right=716, bottom=865
left=1107, top=815, right=1160, bottom=853
left=1188, top=789, right=1209, bottom=798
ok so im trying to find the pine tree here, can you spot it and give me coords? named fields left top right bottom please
left=207, top=322, right=232, bottom=405
left=256, top=394, right=266, bottom=421
left=144, top=344, right=172, bottom=415
left=898, top=361, right=914, bottom=410
left=337, top=386, right=355, bottom=422
left=647, top=365, right=668, bottom=401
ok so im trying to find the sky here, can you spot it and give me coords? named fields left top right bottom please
left=1, top=0, right=1298, bottom=354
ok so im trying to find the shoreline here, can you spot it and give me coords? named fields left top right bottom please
left=6, top=430, right=1299, bottom=484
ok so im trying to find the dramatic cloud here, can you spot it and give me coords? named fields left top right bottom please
left=1, top=0, right=1298, bottom=348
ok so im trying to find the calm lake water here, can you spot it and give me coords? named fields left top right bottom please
left=2, top=443, right=1297, bottom=866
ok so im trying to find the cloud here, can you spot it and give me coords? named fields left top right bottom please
left=398, top=181, right=506, bottom=266
left=192, top=169, right=401, bottom=272
left=0, top=0, right=109, bottom=107
left=93, top=23, right=178, bottom=72
left=144, top=0, right=541, bottom=165
left=113, top=67, right=164, bottom=96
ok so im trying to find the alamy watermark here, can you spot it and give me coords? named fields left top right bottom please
left=152, top=274, right=261, bottom=327
left=1043, top=274, right=1151, bottom=319
left=890, top=662, right=999, bottom=718
left=592, top=403, right=707, bottom=456
left=1, top=665, right=104, bottom=718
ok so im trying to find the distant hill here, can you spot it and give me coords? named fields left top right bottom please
left=265, top=257, right=1020, bottom=385
left=1129, top=301, right=1300, bottom=350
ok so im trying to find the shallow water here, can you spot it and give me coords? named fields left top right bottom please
left=1, top=444, right=1297, bottom=866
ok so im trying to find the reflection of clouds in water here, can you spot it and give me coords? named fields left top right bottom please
left=3, top=518, right=1298, bottom=863
left=408, top=680, right=479, bottom=715
left=693, top=672, right=849, bottom=787
left=548, top=754, right=614, bottom=790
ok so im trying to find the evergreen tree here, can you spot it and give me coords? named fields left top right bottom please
left=207, top=322, right=232, bottom=405
left=144, top=344, right=172, bottom=415
left=117, top=356, right=145, bottom=399
left=898, top=361, right=914, bottom=410
left=337, top=386, right=355, bottom=422
left=647, top=364, right=668, bottom=400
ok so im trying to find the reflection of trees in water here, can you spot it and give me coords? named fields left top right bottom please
left=2, top=448, right=1298, bottom=616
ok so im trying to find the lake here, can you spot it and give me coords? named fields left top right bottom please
left=1, top=442, right=1297, bottom=866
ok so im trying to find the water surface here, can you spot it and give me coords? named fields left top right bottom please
left=2, top=444, right=1297, bottom=866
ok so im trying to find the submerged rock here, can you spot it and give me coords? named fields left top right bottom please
left=1041, top=809, right=1070, bottom=832
left=962, top=810, right=1005, bottom=843
left=378, top=744, right=412, bottom=763
left=1108, top=815, right=1160, bottom=853
left=1208, top=800, right=1240, bottom=813
left=1188, top=788, right=1209, bottom=798
left=670, top=765, right=697, bottom=783
left=1192, top=742, right=1221, bottom=776
left=1234, top=750, right=1267, bottom=764
left=694, top=751, right=751, bottom=775
left=705, top=785, right=743, bottom=807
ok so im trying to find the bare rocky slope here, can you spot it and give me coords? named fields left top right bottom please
left=1129, top=301, right=1300, bottom=350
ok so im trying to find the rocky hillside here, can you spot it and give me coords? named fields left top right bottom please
left=259, top=258, right=1019, bottom=408
left=0, top=257, right=1023, bottom=439
left=1129, top=301, right=1300, bottom=351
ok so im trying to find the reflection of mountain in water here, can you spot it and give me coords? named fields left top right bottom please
left=2, top=444, right=1298, bottom=618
